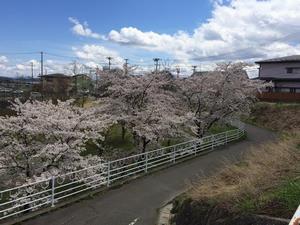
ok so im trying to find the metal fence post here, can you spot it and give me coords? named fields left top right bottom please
left=173, top=147, right=176, bottom=163
left=51, top=176, right=55, bottom=207
left=145, top=152, right=148, bottom=173
left=194, top=142, right=197, bottom=155
left=225, top=131, right=228, bottom=144
left=107, top=162, right=111, bottom=187
left=212, top=136, right=214, bottom=149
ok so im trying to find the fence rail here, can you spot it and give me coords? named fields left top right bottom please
left=258, top=92, right=300, bottom=102
left=0, top=127, right=245, bottom=221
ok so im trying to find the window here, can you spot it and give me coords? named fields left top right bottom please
left=286, top=67, right=300, bottom=74
left=286, top=68, right=293, bottom=73
left=276, top=88, right=290, bottom=93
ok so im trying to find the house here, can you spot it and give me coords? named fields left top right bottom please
left=256, top=55, right=300, bottom=102
left=256, top=55, right=300, bottom=92
left=41, top=73, right=72, bottom=99
left=191, top=71, right=210, bottom=77
left=72, top=74, right=93, bottom=95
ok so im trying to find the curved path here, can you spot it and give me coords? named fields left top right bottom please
left=21, top=124, right=276, bottom=225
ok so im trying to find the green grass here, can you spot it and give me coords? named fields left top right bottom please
left=270, top=102, right=300, bottom=109
left=103, top=124, right=135, bottom=151
left=237, top=178, right=300, bottom=217
left=82, top=122, right=236, bottom=157
left=208, top=123, right=235, bottom=134
left=256, top=102, right=300, bottom=109
left=160, top=138, right=185, bottom=147
left=242, top=102, right=300, bottom=132
left=272, top=179, right=300, bottom=211
left=82, top=124, right=135, bottom=157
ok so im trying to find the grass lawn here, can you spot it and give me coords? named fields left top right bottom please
left=187, top=131, right=300, bottom=219
left=83, top=122, right=236, bottom=157
left=103, top=124, right=135, bottom=151
left=238, top=178, right=300, bottom=218
left=244, top=102, right=300, bottom=131
left=207, top=123, right=235, bottom=134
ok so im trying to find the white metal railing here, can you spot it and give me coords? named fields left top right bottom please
left=0, top=127, right=244, bottom=221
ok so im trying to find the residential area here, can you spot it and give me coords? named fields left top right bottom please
left=0, top=1, right=299, bottom=225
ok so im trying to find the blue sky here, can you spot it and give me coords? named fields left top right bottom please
left=0, top=0, right=212, bottom=55
left=1, top=0, right=300, bottom=77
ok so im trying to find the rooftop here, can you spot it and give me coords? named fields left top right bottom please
left=41, top=73, right=71, bottom=78
left=256, top=55, right=300, bottom=63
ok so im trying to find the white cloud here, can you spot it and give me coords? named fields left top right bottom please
left=72, top=44, right=124, bottom=66
left=0, top=56, right=8, bottom=64
left=0, top=56, right=8, bottom=69
left=68, top=17, right=105, bottom=39
left=104, top=0, right=300, bottom=62
left=1, top=59, right=75, bottom=77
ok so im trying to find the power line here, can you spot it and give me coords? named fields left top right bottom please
left=44, top=52, right=78, bottom=60
left=0, top=51, right=39, bottom=55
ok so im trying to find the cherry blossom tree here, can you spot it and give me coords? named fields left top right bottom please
left=177, top=62, right=266, bottom=138
left=98, top=71, right=185, bottom=152
left=0, top=99, right=114, bottom=187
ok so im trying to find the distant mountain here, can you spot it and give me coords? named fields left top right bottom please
left=0, top=76, right=40, bottom=81
left=0, top=76, right=14, bottom=81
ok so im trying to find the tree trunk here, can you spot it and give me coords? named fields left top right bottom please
left=121, top=124, right=126, bottom=141
left=132, top=132, right=140, bottom=148
left=167, top=139, right=171, bottom=146
left=197, top=128, right=203, bottom=138
left=24, top=166, right=32, bottom=213
left=81, top=96, right=85, bottom=107
left=141, top=137, right=150, bottom=153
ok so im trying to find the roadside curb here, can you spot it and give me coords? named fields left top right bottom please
left=157, top=204, right=173, bottom=225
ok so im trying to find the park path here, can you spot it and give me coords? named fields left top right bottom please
left=21, top=124, right=276, bottom=225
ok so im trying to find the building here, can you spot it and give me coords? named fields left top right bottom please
left=41, top=73, right=72, bottom=99
left=256, top=55, right=300, bottom=93
left=256, top=55, right=300, bottom=102
left=72, top=74, right=93, bottom=95
left=191, top=71, right=210, bottom=77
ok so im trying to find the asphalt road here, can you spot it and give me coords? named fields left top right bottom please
left=21, top=124, right=276, bottom=225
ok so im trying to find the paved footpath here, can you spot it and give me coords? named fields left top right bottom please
left=21, top=124, right=276, bottom=225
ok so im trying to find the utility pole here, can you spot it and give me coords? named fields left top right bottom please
left=107, top=57, right=112, bottom=71
left=124, top=58, right=129, bottom=75
left=40, top=51, right=44, bottom=76
left=31, top=62, right=34, bottom=91
left=96, top=66, right=100, bottom=89
left=40, top=51, right=44, bottom=98
left=176, top=66, right=180, bottom=78
left=73, top=60, right=77, bottom=75
left=73, top=60, right=78, bottom=95
left=153, top=58, right=160, bottom=73
left=192, top=65, right=197, bottom=74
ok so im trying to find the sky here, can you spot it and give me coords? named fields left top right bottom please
left=1, top=0, right=300, bottom=77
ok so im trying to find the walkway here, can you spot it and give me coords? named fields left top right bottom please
left=21, top=124, right=276, bottom=225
